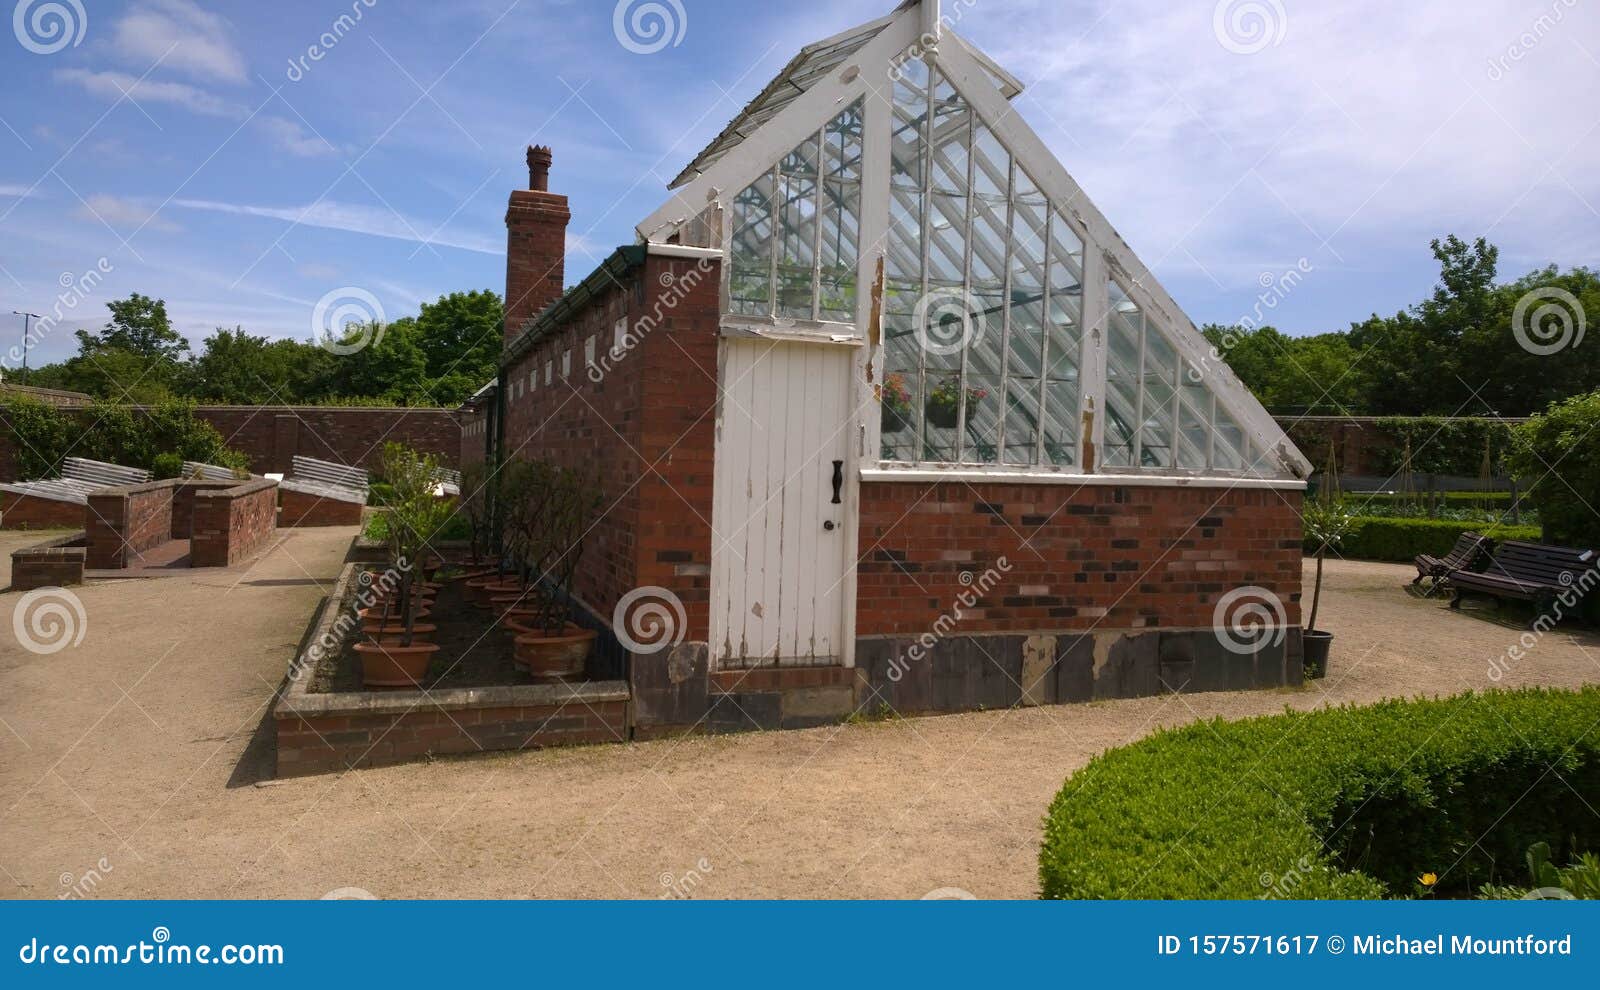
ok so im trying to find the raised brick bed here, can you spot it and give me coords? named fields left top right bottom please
left=85, top=477, right=278, bottom=570
left=279, top=486, right=364, bottom=528
left=1, top=491, right=86, bottom=530
left=191, top=478, right=277, bottom=567
left=274, top=563, right=630, bottom=776
left=9, top=531, right=87, bottom=591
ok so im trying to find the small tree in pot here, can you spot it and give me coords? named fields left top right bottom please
left=1301, top=499, right=1354, bottom=679
left=459, top=457, right=496, bottom=568
left=512, top=463, right=603, bottom=680
left=354, top=443, right=454, bottom=688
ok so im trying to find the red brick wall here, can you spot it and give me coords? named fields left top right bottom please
left=278, top=487, right=364, bottom=528
left=191, top=480, right=278, bottom=567
left=86, top=482, right=177, bottom=569
left=856, top=482, right=1304, bottom=635
left=0, top=405, right=462, bottom=483
left=9, top=533, right=86, bottom=591
left=1, top=493, right=85, bottom=530
left=500, top=253, right=720, bottom=639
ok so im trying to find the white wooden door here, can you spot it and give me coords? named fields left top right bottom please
left=711, top=338, right=853, bottom=668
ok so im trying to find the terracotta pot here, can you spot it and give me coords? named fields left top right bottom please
left=504, top=614, right=540, bottom=636
left=362, top=622, right=438, bottom=641
left=358, top=605, right=432, bottom=622
left=354, top=640, right=440, bottom=689
left=513, top=624, right=595, bottom=679
left=465, top=576, right=511, bottom=605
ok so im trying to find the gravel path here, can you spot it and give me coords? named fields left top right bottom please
left=2, top=529, right=1596, bottom=900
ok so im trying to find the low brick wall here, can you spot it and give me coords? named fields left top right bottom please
left=278, top=487, right=364, bottom=528
left=191, top=478, right=278, bottom=567
left=1, top=492, right=85, bottom=530
left=273, top=564, right=630, bottom=776
left=86, top=481, right=180, bottom=569
left=9, top=531, right=87, bottom=591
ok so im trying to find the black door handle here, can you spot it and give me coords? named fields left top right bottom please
left=831, top=460, right=844, bottom=504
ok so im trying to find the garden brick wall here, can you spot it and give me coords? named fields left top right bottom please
left=86, top=481, right=177, bottom=569
left=278, top=487, right=364, bottom=528
left=0, top=405, right=462, bottom=483
left=856, top=482, right=1305, bottom=635
left=500, top=251, right=721, bottom=644
left=191, top=479, right=278, bottom=567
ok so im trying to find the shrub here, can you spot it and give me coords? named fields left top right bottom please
left=1312, top=516, right=1541, bottom=562
left=1508, top=389, right=1600, bottom=550
left=0, top=396, right=246, bottom=477
left=1039, top=688, right=1600, bottom=899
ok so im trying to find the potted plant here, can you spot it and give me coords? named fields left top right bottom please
left=458, top=458, right=498, bottom=569
left=1301, top=499, right=1354, bottom=679
left=354, top=443, right=454, bottom=689
left=510, top=462, right=601, bottom=680
left=881, top=373, right=914, bottom=435
left=925, top=376, right=986, bottom=430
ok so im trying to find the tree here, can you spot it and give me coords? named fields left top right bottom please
left=82, top=293, right=190, bottom=362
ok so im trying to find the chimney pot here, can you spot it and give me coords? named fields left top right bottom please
left=527, top=145, right=553, bottom=191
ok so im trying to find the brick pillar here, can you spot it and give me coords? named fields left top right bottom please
left=504, top=145, right=570, bottom=348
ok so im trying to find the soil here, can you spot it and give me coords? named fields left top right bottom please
left=2, top=527, right=1597, bottom=900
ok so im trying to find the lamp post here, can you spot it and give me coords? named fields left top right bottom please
left=12, top=311, right=39, bottom=378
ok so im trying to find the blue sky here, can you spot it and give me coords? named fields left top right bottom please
left=0, top=0, right=1596, bottom=367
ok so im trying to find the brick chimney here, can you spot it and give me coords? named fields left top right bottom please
left=504, top=145, right=570, bottom=347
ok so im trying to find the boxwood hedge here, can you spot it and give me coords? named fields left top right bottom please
left=1039, top=688, right=1600, bottom=899
left=1309, top=516, right=1541, bottom=563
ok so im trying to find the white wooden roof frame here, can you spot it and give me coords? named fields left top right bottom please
left=638, top=1, right=1311, bottom=483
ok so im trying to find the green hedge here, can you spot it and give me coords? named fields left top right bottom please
left=1039, top=688, right=1600, bottom=899
left=1345, top=491, right=1523, bottom=509
left=1310, top=516, right=1541, bottom=562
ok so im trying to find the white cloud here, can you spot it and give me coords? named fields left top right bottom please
left=257, top=116, right=341, bottom=158
left=0, top=185, right=37, bottom=199
left=112, top=0, right=248, bottom=84
left=54, top=68, right=243, bottom=117
left=74, top=194, right=180, bottom=232
left=170, top=196, right=505, bottom=255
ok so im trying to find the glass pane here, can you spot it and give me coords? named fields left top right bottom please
left=893, top=56, right=929, bottom=108
left=927, top=194, right=967, bottom=283
left=883, top=310, right=920, bottom=374
left=1177, top=395, right=1208, bottom=470
left=1004, top=377, right=1040, bottom=466
left=1104, top=285, right=1141, bottom=468
left=1009, top=325, right=1043, bottom=379
left=881, top=370, right=921, bottom=462
left=776, top=267, right=814, bottom=321
left=923, top=371, right=960, bottom=462
left=921, top=282, right=965, bottom=373
left=1214, top=405, right=1246, bottom=472
left=961, top=374, right=1002, bottom=464
left=1011, top=198, right=1047, bottom=293
left=730, top=172, right=774, bottom=316
left=969, top=196, right=1007, bottom=286
left=1015, top=163, right=1043, bottom=201
left=780, top=133, right=819, bottom=177
left=972, top=124, right=1009, bottom=201
left=824, top=100, right=863, bottom=180
left=1141, top=327, right=1177, bottom=468
left=967, top=284, right=1004, bottom=378
left=819, top=179, right=859, bottom=321
left=887, top=187, right=922, bottom=282
left=929, top=72, right=969, bottom=193
left=884, top=278, right=919, bottom=317
left=775, top=173, right=816, bottom=319
left=890, top=109, right=924, bottom=189
left=1043, top=379, right=1078, bottom=466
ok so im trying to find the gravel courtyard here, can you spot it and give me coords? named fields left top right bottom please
left=2, top=527, right=1596, bottom=900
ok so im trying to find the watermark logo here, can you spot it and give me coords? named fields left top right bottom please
left=1511, top=286, right=1585, bottom=356
left=58, top=857, right=113, bottom=900
left=1487, top=0, right=1579, bottom=81
left=13, top=587, right=87, bottom=655
left=13, top=0, right=86, bottom=55
left=1212, top=0, right=1287, bottom=56
left=658, top=858, right=712, bottom=899
left=914, top=287, right=987, bottom=357
left=589, top=258, right=713, bottom=382
left=285, top=0, right=378, bottom=82
left=613, top=586, right=686, bottom=655
left=6, top=257, right=112, bottom=369
left=1212, top=585, right=1287, bottom=656
left=313, top=287, right=386, bottom=355
left=1487, top=564, right=1598, bottom=681
left=1190, top=257, right=1313, bottom=384
left=612, top=0, right=686, bottom=55
left=884, top=558, right=1012, bottom=683
left=320, top=886, right=379, bottom=899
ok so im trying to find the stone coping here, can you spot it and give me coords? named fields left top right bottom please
left=192, top=476, right=277, bottom=500
left=275, top=561, right=629, bottom=720
left=13, top=530, right=88, bottom=557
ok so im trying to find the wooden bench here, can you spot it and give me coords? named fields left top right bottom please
left=62, top=457, right=152, bottom=488
left=280, top=456, right=369, bottom=505
left=1413, top=532, right=1490, bottom=594
left=432, top=467, right=462, bottom=497
left=181, top=461, right=250, bottom=481
left=1449, top=540, right=1599, bottom=628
